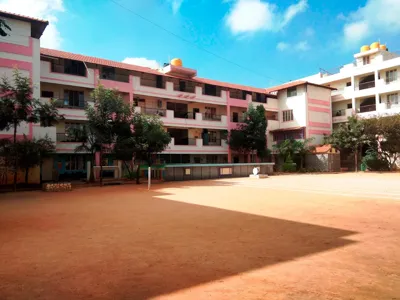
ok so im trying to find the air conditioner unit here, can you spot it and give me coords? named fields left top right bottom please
left=157, top=100, right=162, bottom=108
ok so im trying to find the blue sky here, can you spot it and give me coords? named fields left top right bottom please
left=2, top=0, right=400, bottom=88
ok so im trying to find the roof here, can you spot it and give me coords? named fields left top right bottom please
left=311, top=144, right=339, bottom=154
left=264, top=80, right=336, bottom=93
left=40, top=48, right=273, bottom=95
left=0, top=10, right=48, bottom=39
left=270, top=126, right=305, bottom=133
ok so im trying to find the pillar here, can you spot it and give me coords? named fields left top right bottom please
left=374, top=70, right=380, bottom=111
left=95, top=152, right=100, bottom=166
left=351, top=75, right=356, bottom=113
left=226, top=90, right=232, bottom=163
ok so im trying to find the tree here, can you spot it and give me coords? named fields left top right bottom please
left=228, top=104, right=268, bottom=160
left=273, top=138, right=315, bottom=169
left=116, top=112, right=171, bottom=185
left=0, top=19, right=11, bottom=36
left=83, top=84, right=129, bottom=186
left=325, top=116, right=370, bottom=172
left=0, top=70, right=62, bottom=191
left=363, top=114, right=400, bottom=170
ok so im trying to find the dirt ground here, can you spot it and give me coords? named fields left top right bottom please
left=0, top=173, right=399, bottom=300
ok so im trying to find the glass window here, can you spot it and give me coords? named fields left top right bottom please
left=282, top=110, right=294, bottom=122
left=363, top=56, right=370, bottom=65
left=41, top=91, right=54, bottom=98
left=386, top=70, right=397, bottom=83
left=64, top=90, right=85, bottom=108
left=388, top=93, right=399, bottom=105
left=287, top=87, right=297, bottom=97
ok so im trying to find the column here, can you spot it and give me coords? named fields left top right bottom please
left=374, top=70, right=380, bottom=112
left=226, top=90, right=232, bottom=163
left=351, top=76, right=356, bottom=114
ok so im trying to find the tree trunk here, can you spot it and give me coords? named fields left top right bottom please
left=99, top=148, right=103, bottom=187
left=25, top=167, right=29, bottom=184
left=13, top=123, right=17, bottom=192
left=123, top=161, right=132, bottom=178
left=136, top=163, right=141, bottom=184
left=354, top=149, right=358, bottom=172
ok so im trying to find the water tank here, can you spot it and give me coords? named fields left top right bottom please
left=380, top=44, right=387, bottom=51
left=171, top=58, right=183, bottom=67
left=360, top=45, right=370, bottom=52
left=370, top=42, right=380, bottom=49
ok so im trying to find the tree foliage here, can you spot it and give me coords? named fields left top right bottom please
left=0, top=70, right=62, bottom=190
left=273, top=138, right=315, bottom=169
left=324, top=116, right=370, bottom=171
left=228, top=104, right=268, bottom=158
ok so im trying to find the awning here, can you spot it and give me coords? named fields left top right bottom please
left=269, top=126, right=305, bottom=133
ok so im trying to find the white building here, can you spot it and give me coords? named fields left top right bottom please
left=0, top=10, right=332, bottom=182
left=303, top=42, right=400, bottom=126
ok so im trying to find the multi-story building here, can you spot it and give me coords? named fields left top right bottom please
left=304, top=42, right=400, bottom=127
left=0, top=10, right=332, bottom=181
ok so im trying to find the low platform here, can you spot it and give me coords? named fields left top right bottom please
left=249, top=174, right=269, bottom=179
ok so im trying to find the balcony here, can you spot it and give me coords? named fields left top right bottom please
left=332, top=108, right=353, bottom=123
left=359, top=104, right=376, bottom=113
left=357, top=80, right=375, bottom=90
left=138, top=107, right=228, bottom=129
left=56, top=133, right=84, bottom=143
left=54, top=99, right=85, bottom=109
left=52, top=99, right=92, bottom=121
left=165, top=137, right=228, bottom=154
left=231, top=115, right=245, bottom=123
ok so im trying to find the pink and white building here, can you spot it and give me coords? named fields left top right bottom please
left=0, top=10, right=333, bottom=180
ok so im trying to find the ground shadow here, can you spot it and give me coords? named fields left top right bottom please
left=0, top=185, right=357, bottom=300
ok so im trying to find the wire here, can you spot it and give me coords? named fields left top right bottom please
left=109, top=0, right=283, bottom=84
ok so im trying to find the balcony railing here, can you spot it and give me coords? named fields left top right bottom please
left=54, top=99, right=86, bottom=109
left=357, top=80, right=375, bottom=90
left=231, top=115, right=245, bottom=123
left=142, top=107, right=166, bottom=117
left=203, top=139, right=222, bottom=146
left=332, top=109, right=347, bottom=117
left=100, top=73, right=130, bottom=83
left=173, top=138, right=196, bottom=146
left=359, top=104, right=376, bottom=113
left=56, top=133, right=84, bottom=143
left=51, top=64, right=86, bottom=77
left=202, top=114, right=222, bottom=121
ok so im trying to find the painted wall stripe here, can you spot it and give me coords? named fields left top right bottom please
left=308, top=98, right=330, bottom=107
left=308, top=121, right=331, bottom=128
left=309, top=129, right=332, bottom=135
left=308, top=106, right=330, bottom=113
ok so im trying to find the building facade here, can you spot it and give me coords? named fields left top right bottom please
left=0, top=11, right=332, bottom=181
left=304, top=42, right=400, bottom=127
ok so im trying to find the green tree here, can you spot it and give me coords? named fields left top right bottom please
left=0, top=19, right=11, bottom=36
left=363, top=114, right=400, bottom=170
left=228, top=104, right=268, bottom=161
left=273, top=138, right=315, bottom=169
left=0, top=70, right=62, bottom=190
left=325, top=116, right=370, bottom=172
left=116, top=112, right=171, bottom=185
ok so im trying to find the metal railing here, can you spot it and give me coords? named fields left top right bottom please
left=173, top=111, right=195, bottom=119
left=203, top=139, right=222, bottom=146
left=359, top=104, right=376, bottom=113
left=100, top=73, right=130, bottom=83
left=357, top=80, right=375, bottom=90
left=56, top=133, right=84, bottom=143
left=142, top=107, right=166, bottom=117
left=174, top=138, right=197, bottom=146
left=54, top=99, right=86, bottom=109
left=332, top=109, right=346, bottom=117
left=202, top=114, right=222, bottom=121
left=231, top=115, right=245, bottom=123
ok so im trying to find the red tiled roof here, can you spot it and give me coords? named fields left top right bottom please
left=311, top=144, right=338, bottom=154
left=40, top=48, right=273, bottom=95
left=0, top=10, right=48, bottom=24
left=265, top=80, right=335, bottom=93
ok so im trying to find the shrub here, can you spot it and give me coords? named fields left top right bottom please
left=282, top=156, right=297, bottom=172
left=362, top=149, right=390, bottom=171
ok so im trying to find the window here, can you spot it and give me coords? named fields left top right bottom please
left=193, top=157, right=201, bottom=164
left=386, top=70, right=397, bottom=83
left=282, top=110, right=294, bottom=122
left=346, top=82, right=351, bottom=87
left=205, top=106, right=217, bottom=118
left=388, top=93, right=399, bottom=105
left=206, top=155, right=218, bottom=164
left=204, top=84, right=217, bottom=96
left=363, top=56, right=370, bottom=65
left=41, top=91, right=54, bottom=98
left=220, top=167, right=232, bottom=175
left=179, top=80, right=186, bottom=92
left=347, top=103, right=352, bottom=109
left=101, top=66, right=115, bottom=80
left=156, top=75, right=164, bottom=88
left=64, top=90, right=84, bottom=108
left=209, top=131, right=217, bottom=143
left=287, top=87, right=297, bottom=97
left=255, top=93, right=267, bottom=103
left=52, top=59, right=86, bottom=76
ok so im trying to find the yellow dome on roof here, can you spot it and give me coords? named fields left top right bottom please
left=171, top=58, right=183, bottom=67
left=380, top=44, right=387, bottom=51
left=370, top=42, right=380, bottom=49
left=360, top=45, right=370, bottom=52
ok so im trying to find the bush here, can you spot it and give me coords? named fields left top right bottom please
left=362, top=149, right=390, bottom=171
left=124, top=172, right=137, bottom=180
left=282, top=156, right=297, bottom=172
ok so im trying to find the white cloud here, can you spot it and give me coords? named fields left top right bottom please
left=344, top=21, right=369, bottom=44
left=276, top=40, right=309, bottom=51
left=122, top=57, right=160, bottom=69
left=0, top=0, right=65, bottom=49
left=225, top=0, right=308, bottom=35
left=343, top=0, right=400, bottom=44
left=276, top=42, right=289, bottom=51
left=169, top=0, right=184, bottom=14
